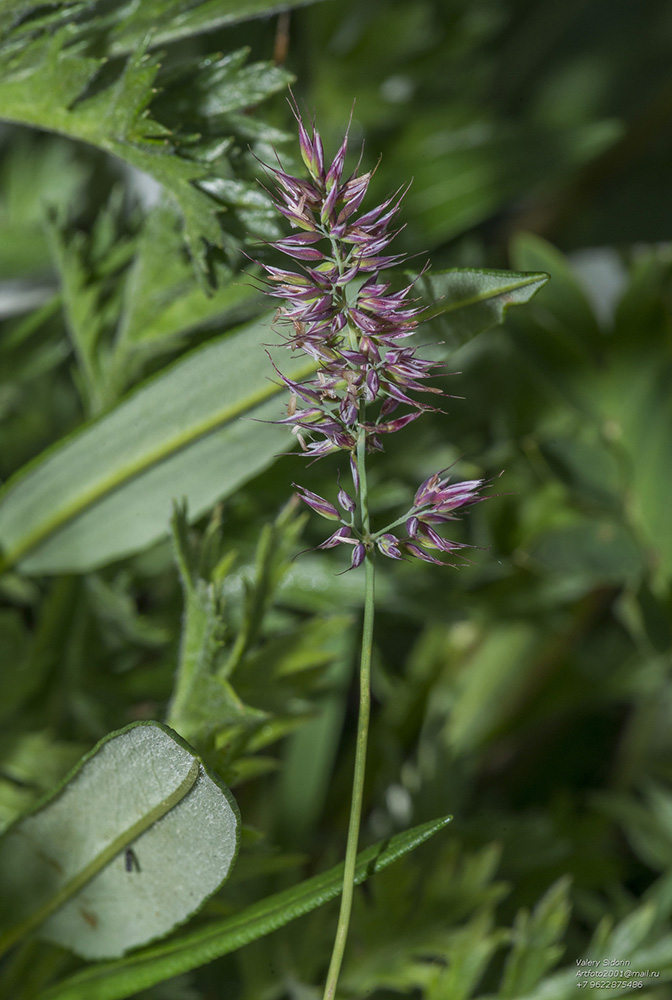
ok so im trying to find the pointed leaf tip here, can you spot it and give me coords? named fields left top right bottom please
left=37, top=814, right=450, bottom=1000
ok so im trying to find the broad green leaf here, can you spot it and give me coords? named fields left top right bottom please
left=0, top=722, right=239, bottom=960
left=418, top=268, right=549, bottom=351
left=39, top=815, right=451, bottom=1000
left=0, top=317, right=315, bottom=575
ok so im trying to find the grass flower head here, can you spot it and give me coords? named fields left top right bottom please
left=257, top=98, right=486, bottom=568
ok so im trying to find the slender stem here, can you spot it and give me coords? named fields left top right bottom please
left=356, top=420, right=371, bottom=537
left=372, top=504, right=422, bottom=539
left=323, top=428, right=375, bottom=1000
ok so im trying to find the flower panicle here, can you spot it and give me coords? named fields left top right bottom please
left=257, top=98, right=490, bottom=568
left=257, top=104, right=441, bottom=453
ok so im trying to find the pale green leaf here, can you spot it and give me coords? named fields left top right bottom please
left=39, top=815, right=451, bottom=1000
left=0, top=316, right=315, bottom=575
left=0, top=722, right=239, bottom=960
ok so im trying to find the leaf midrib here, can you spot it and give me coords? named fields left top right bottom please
left=0, top=759, right=200, bottom=958
left=424, top=271, right=548, bottom=318
left=0, top=359, right=315, bottom=571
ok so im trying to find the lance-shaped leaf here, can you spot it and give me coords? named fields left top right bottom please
left=0, top=317, right=316, bottom=575
left=0, top=722, right=239, bottom=960
left=417, top=268, right=549, bottom=351
left=40, top=815, right=451, bottom=1000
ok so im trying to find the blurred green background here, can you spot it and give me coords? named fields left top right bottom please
left=2, top=0, right=672, bottom=996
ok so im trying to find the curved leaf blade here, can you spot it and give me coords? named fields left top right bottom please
left=418, top=267, right=550, bottom=350
left=40, top=815, right=451, bottom=1000
left=0, top=722, right=239, bottom=960
left=0, top=317, right=314, bottom=574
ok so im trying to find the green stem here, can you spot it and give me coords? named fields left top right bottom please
left=323, top=428, right=375, bottom=1000
left=372, top=505, right=421, bottom=539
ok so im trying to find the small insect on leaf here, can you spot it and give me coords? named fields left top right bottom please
left=0, top=722, right=240, bottom=960
left=124, top=848, right=140, bottom=873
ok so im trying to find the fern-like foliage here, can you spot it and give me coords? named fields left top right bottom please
left=167, top=501, right=353, bottom=787
left=0, top=0, right=293, bottom=277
